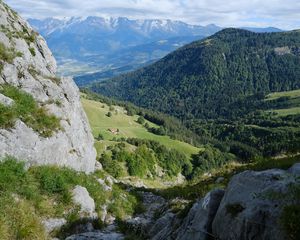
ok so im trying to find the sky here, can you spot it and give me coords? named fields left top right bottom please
left=5, top=0, right=300, bottom=30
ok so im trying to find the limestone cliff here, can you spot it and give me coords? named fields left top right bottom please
left=0, top=1, right=96, bottom=173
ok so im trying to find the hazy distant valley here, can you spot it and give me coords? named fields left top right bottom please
left=29, top=17, right=282, bottom=83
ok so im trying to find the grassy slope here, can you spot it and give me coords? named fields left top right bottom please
left=266, top=89, right=300, bottom=101
left=81, top=98, right=201, bottom=157
left=266, top=89, right=300, bottom=116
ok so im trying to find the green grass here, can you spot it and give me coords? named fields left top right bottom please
left=266, top=89, right=300, bottom=101
left=265, top=89, right=300, bottom=116
left=0, top=24, right=37, bottom=45
left=272, top=107, right=300, bottom=117
left=81, top=98, right=201, bottom=157
left=0, top=84, right=61, bottom=137
left=0, top=42, right=22, bottom=73
left=0, top=157, right=143, bottom=239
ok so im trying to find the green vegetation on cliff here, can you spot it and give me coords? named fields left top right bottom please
left=0, top=85, right=61, bottom=137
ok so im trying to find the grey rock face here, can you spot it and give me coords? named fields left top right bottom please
left=150, top=189, right=224, bottom=240
left=288, top=162, right=300, bottom=175
left=65, top=231, right=124, bottom=240
left=0, top=2, right=96, bottom=173
left=175, top=189, right=224, bottom=240
left=150, top=212, right=177, bottom=240
left=42, top=218, right=66, bottom=234
left=72, top=186, right=97, bottom=219
left=212, top=167, right=300, bottom=240
left=0, top=93, right=14, bottom=106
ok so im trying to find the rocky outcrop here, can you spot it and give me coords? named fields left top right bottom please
left=212, top=166, right=300, bottom=240
left=149, top=163, right=300, bottom=240
left=72, top=186, right=97, bottom=219
left=0, top=2, right=96, bottom=173
left=149, top=189, right=224, bottom=240
left=175, top=189, right=224, bottom=240
left=62, top=164, right=299, bottom=239
left=42, top=218, right=67, bottom=234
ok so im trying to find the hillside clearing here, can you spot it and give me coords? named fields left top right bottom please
left=81, top=98, right=201, bottom=157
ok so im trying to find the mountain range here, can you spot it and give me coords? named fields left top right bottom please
left=29, top=17, right=282, bottom=77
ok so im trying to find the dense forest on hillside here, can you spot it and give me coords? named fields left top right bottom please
left=87, top=29, right=300, bottom=161
left=83, top=88, right=300, bottom=174
left=91, top=28, right=300, bottom=119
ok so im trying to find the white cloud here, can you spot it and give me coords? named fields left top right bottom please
left=4, top=0, right=300, bottom=29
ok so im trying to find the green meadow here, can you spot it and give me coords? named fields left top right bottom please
left=81, top=98, right=201, bottom=157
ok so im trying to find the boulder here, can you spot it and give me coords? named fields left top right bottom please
left=42, top=218, right=66, bottom=234
left=72, top=186, right=97, bottom=219
left=175, top=189, right=224, bottom=240
left=212, top=167, right=300, bottom=240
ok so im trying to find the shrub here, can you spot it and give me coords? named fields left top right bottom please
left=99, top=153, right=125, bottom=178
left=96, top=133, right=104, bottom=141
left=137, top=116, right=145, bottom=125
left=0, top=157, right=143, bottom=239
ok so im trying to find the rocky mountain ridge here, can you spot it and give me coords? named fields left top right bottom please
left=0, top=1, right=96, bottom=173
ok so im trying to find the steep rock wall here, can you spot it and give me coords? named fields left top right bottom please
left=0, top=1, right=96, bottom=172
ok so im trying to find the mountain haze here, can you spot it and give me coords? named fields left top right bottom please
left=28, top=17, right=282, bottom=77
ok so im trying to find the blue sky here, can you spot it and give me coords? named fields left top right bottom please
left=5, top=0, right=300, bottom=30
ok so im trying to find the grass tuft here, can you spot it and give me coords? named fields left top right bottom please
left=0, top=84, right=61, bottom=137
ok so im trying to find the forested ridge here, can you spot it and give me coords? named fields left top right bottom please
left=91, top=28, right=300, bottom=119
left=88, top=28, right=300, bottom=165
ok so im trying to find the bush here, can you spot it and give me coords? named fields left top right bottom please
left=190, top=145, right=234, bottom=179
left=99, top=153, right=125, bottom=178
left=137, top=116, right=145, bottom=125
left=96, top=133, right=104, bottom=141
